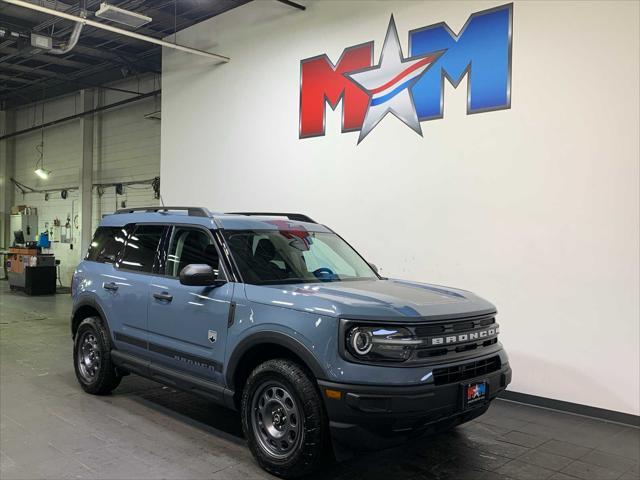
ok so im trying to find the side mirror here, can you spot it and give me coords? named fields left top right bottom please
left=369, top=263, right=379, bottom=274
left=179, top=264, right=225, bottom=287
left=102, top=253, right=117, bottom=264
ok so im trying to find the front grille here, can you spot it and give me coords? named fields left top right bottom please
left=341, top=313, right=500, bottom=368
left=452, top=321, right=476, bottom=331
left=414, top=324, right=445, bottom=336
left=411, top=314, right=498, bottom=360
left=433, top=356, right=501, bottom=385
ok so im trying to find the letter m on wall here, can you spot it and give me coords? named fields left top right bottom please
left=409, top=3, right=512, bottom=119
left=299, top=43, right=373, bottom=138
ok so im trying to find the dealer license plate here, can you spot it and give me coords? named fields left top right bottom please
left=463, top=381, right=487, bottom=408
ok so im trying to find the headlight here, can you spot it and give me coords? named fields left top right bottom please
left=349, top=327, right=373, bottom=355
left=345, top=325, right=420, bottom=362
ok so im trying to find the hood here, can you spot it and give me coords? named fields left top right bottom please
left=243, top=279, right=496, bottom=321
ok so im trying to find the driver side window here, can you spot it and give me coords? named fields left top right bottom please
left=166, top=227, right=220, bottom=278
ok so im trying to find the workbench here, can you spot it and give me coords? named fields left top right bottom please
left=7, top=248, right=56, bottom=295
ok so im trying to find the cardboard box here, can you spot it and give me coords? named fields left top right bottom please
left=10, top=205, right=36, bottom=215
left=11, top=205, right=28, bottom=214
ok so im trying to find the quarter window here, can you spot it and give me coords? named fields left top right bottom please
left=166, top=227, right=220, bottom=277
left=86, top=226, right=127, bottom=263
left=119, top=225, right=164, bottom=273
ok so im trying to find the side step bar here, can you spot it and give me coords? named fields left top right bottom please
left=111, top=350, right=236, bottom=410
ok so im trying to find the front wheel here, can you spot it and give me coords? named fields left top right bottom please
left=241, top=359, right=329, bottom=478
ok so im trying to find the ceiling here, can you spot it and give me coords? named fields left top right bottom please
left=0, top=0, right=251, bottom=109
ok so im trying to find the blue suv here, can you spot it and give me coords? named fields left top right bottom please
left=71, top=207, right=511, bottom=478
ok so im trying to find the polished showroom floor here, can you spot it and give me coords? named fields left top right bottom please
left=1, top=281, right=638, bottom=480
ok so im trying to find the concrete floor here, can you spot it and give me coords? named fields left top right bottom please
left=0, top=281, right=638, bottom=480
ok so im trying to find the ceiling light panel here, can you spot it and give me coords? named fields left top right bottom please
left=95, top=3, right=152, bottom=28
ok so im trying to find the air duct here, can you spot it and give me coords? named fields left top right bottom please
left=48, top=13, right=84, bottom=55
left=2, top=0, right=230, bottom=63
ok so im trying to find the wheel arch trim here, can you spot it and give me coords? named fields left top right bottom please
left=71, top=297, right=112, bottom=340
left=225, top=331, right=327, bottom=388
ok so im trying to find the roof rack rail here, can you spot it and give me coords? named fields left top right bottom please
left=114, top=206, right=210, bottom=217
left=227, top=212, right=317, bottom=224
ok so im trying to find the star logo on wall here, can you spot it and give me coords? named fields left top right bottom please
left=347, top=16, right=444, bottom=144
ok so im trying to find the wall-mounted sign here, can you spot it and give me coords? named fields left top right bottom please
left=299, top=4, right=512, bottom=143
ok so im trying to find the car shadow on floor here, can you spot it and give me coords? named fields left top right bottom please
left=125, top=379, right=506, bottom=480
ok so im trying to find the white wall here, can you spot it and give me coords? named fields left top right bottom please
left=161, top=0, right=640, bottom=415
left=7, top=75, right=161, bottom=284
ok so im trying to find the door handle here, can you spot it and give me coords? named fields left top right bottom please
left=153, top=291, right=173, bottom=302
left=103, top=282, right=118, bottom=291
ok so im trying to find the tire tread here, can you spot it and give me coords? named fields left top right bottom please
left=241, top=358, right=329, bottom=478
left=73, top=316, right=121, bottom=395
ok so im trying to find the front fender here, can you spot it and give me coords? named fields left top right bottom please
left=224, top=302, right=339, bottom=386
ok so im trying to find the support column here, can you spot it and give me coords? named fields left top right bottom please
left=79, top=90, right=94, bottom=256
left=0, top=110, right=16, bottom=250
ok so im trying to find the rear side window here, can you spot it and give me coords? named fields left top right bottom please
left=86, top=227, right=126, bottom=263
left=119, top=225, right=164, bottom=273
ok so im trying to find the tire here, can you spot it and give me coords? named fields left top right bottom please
left=73, top=316, right=122, bottom=395
left=241, top=359, right=329, bottom=478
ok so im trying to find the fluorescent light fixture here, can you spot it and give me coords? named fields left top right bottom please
left=3, top=0, right=229, bottom=62
left=95, top=2, right=152, bottom=28
left=34, top=168, right=51, bottom=179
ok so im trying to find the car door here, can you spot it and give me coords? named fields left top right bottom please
left=147, top=225, right=233, bottom=384
left=109, top=223, right=166, bottom=355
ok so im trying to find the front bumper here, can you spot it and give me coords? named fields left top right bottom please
left=319, top=363, right=512, bottom=450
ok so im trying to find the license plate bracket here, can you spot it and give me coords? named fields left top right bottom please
left=463, top=380, right=488, bottom=409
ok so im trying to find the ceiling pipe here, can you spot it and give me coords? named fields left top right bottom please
left=276, top=0, right=306, bottom=11
left=0, top=89, right=160, bottom=141
left=0, top=0, right=230, bottom=63
left=49, top=12, right=84, bottom=54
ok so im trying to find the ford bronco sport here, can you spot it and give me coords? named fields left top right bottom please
left=71, top=207, right=511, bottom=478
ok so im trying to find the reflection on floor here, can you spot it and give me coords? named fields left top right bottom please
left=1, top=282, right=638, bottom=480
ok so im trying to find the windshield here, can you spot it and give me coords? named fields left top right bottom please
left=222, top=229, right=378, bottom=285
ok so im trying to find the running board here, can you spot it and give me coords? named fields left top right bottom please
left=111, top=350, right=236, bottom=410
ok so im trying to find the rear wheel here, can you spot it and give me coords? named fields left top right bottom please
left=241, top=359, right=328, bottom=478
left=73, top=316, right=121, bottom=395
